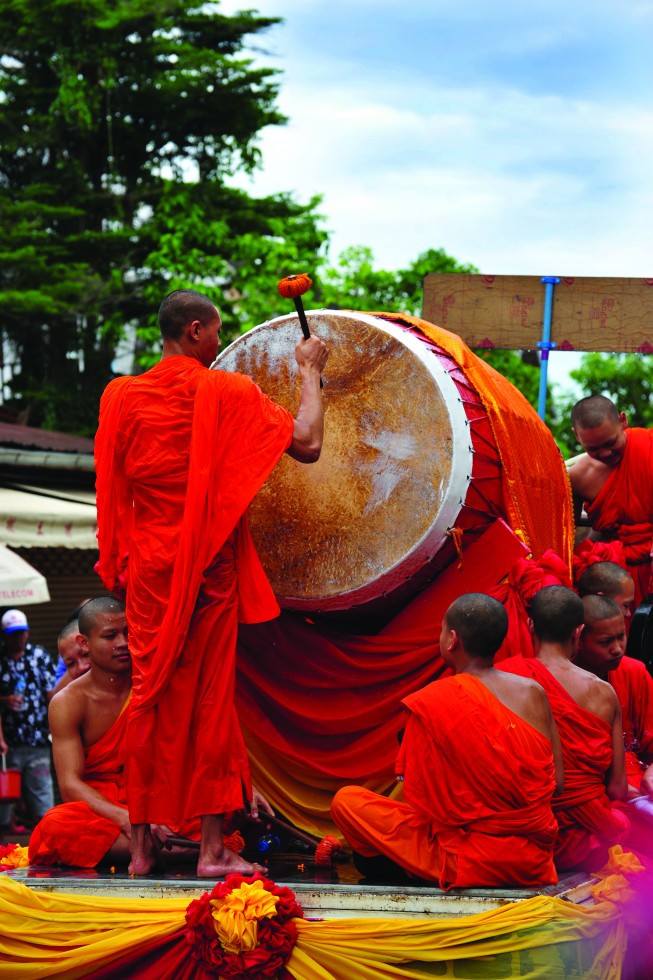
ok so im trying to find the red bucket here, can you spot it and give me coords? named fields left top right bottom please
left=0, top=759, right=21, bottom=803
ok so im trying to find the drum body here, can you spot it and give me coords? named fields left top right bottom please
left=214, top=311, right=504, bottom=621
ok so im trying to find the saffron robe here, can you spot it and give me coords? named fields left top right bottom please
left=584, top=427, right=653, bottom=606
left=498, top=657, right=630, bottom=869
left=94, top=357, right=294, bottom=825
left=331, top=674, right=558, bottom=889
left=610, top=656, right=653, bottom=790
left=29, top=699, right=130, bottom=868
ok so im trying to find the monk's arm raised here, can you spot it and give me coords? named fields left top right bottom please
left=49, top=692, right=131, bottom=835
left=287, top=336, right=328, bottom=462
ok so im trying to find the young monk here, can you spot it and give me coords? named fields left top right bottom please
left=498, top=585, right=629, bottom=871
left=576, top=561, right=636, bottom=623
left=28, top=597, right=251, bottom=870
left=331, top=593, right=563, bottom=890
left=51, top=619, right=91, bottom=696
left=577, top=595, right=653, bottom=798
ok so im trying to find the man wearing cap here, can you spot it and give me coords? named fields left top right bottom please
left=0, top=609, right=56, bottom=832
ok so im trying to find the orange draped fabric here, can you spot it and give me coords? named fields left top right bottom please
left=370, top=312, right=574, bottom=569
left=584, top=427, right=653, bottom=605
left=498, top=656, right=630, bottom=870
left=28, top=699, right=130, bottom=867
left=94, top=357, right=294, bottom=826
left=234, top=522, right=531, bottom=838
left=331, top=674, right=558, bottom=890
left=611, top=656, right=653, bottom=791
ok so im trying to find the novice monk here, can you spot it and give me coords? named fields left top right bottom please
left=29, top=597, right=234, bottom=869
left=568, top=395, right=653, bottom=605
left=499, top=586, right=629, bottom=871
left=576, top=595, right=653, bottom=798
left=331, top=593, right=563, bottom=890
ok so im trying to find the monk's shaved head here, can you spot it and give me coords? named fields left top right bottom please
left=571, top=395, right=620, bottom=430
left=58, top=619, right=79, bottom=644
left=582, top=594, right=622, bottom=628
left=158, top=289, right=219, bottom=341
left=577, top=562, right=633, bottom=598
left=78, top=596, right=126, bottom=635
left=444, top=593, right=508, bottom=659
left=530, top=586, right=584, bottom=643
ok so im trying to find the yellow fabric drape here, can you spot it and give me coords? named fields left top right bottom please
left=0, top=871, right=633, bottom=980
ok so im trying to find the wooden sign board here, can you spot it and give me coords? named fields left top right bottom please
left=422, top=274, right=653, bottom=353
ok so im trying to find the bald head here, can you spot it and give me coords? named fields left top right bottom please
left=158, top=289, right=218, bottom=341
left=577, top=561, right=635, bottom=618
left=582, top=593, right=622, bottom=628
left=571, top=395, right=620, bottom=430
left=443, top=593, right=508, bottom=659
left=78, top=596, right=126, bottom=635
left=530, top=586, right=584, bottom=643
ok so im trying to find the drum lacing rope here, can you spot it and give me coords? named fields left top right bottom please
left=446, top=526, right=464, bottom=569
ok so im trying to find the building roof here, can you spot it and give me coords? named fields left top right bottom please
left=0, top=423, right=94, bottom=454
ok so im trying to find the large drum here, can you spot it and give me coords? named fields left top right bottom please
left=214, top=311, right=505, bottom=621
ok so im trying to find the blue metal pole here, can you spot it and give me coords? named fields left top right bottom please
left=537, top=276, right=560, bottom=421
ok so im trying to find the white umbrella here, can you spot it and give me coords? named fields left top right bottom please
left=0, top=543, right=50, bottom=605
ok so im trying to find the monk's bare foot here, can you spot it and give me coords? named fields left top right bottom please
left=197, top=845, right=267, bottom=879
left=128, top=836, right=165, bottom=876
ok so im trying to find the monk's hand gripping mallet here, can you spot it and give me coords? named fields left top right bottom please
left=277, top=273, right=323, bottom=387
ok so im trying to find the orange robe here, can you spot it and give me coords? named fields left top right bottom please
left=94, top=357, right=294, bottom=825
left=29, top=700, right=130, bottom=868
left=611, top=656, right=653, bottom=791
left=584, top=427, right=653, bottom=606
left=498, top=657, right=630, bottom=869
left=331, top=674, right=558, bottom=889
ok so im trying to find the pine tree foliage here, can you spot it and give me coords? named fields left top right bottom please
left=0, top=0, right=326, bottom=432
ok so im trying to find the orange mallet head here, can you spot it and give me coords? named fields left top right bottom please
left=277, top=273, right=313, bottom=339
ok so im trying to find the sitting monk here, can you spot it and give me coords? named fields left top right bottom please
left=576, top=595, right=653, bottom=797
left=498, top=585, right=629, bottom=871
left=29, top=596, right=264, bottom=869
left=576, top=561, right=636, bottom=625
left=331, top=593, right=563, bottom=890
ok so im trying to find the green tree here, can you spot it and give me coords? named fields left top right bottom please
left=0, top=0, right=326, bottom=433
left=314, top=245, right=477, bottom=314
left=549, top=353, right=653, bottom=457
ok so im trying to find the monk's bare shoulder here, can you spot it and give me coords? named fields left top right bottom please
left=484, top=670, right=552, bottom=738
left=569, top=664, right=618, bottom=723
left=568, top=454, right=612, bottom=502
left=49, top=673, right=91, bottom=726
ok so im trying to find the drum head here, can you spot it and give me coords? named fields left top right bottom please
left=214, top=311, right=473, bottom=614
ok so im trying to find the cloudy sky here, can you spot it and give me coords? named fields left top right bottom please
left=221, top=0, right=653, bottom=387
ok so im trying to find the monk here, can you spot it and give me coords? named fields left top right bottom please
left=94, top=288, right=328, bottom=877
left=30, top=597, right=163, bottom=867
left=331, top=593, right=563, bottom=890
left=498, top=586, right=629, bottom=871
left=568, top=395, right=653, bottom=605
left=51, top=619, right=91, bottom=696
left=576, top=561, right=636, bottom=623
left=576, top=595, right=653, bottom=797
